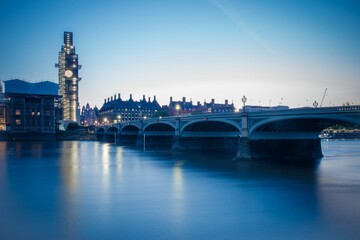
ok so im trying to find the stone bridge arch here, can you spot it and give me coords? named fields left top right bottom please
left=121, top=124, right=140, bottom=133
left=97, top=127, right=105, bottom=133
left=144, top=122, right=176, bottom=136
left=249, top=115, right=360, bottom=140
left=106, top=126, right=119, bottom=133
left=180, top=119, right=241, bottom=137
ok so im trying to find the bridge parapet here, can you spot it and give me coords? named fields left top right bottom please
left=247, top=105, right=360, bottom=117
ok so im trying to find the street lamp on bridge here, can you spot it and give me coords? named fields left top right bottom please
left=313, top=101, right=319, bottom=108
left=242, top=95, right=247, bottom=107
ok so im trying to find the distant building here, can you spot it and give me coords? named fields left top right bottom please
left=168, top=97, right=235, bottom=115
left=80, top=103, right=99, bottom=126
left=0, top=81, right=7, bottom=131
left=98, top=94, right=161, bottom=124
left=55, top=31, right=82, bottom=123
left=3, top=79, right=58, bottom=133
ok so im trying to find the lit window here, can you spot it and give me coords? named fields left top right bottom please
left=15, top=110, right=21, bottom=115
left=16, top=119, right=21, bottom=125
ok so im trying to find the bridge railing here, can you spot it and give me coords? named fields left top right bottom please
left=247, top=105, right=360, bottom=116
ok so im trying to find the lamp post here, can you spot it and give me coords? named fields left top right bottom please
left=241, top=95, right=247, bottom=112
left=175, top=104, right=181, bottom=116
left=242, top=95, right=247, bottom=107
left=313, top=101, right=319, bottom=108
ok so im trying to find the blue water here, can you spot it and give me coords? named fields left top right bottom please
left=0, top=140, right=359, bottom=240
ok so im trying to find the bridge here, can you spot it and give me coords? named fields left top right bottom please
left=96, top=105, right=360, bottom=160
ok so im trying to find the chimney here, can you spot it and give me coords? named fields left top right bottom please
left=225, top=99, right=228, bottom=105
left=111, top=96, right=113, bottom=101
left=211, top=99, right=215, bottom=104
left=148, top=97, right=151, bottom=102
left=118, top=93, right=121, bottom=100
left=104, top=99, right=106, bottom=103
left=114, top=94, right=116, bottom=100
left=197, top=101, right=201, bottom=106
left=108, top=97, right=110, bottom=102
left=130, top=94, right=132, bottom=100
left=143, top=95, right=146, bottom=101
left=182, top=97, right=186, bottom=103
left=170, top=97, right=173, bottom=103
left=154, top=96, right=156, bottom=101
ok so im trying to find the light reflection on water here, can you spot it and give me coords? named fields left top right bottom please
left=0, top=140, right=359, bottom=239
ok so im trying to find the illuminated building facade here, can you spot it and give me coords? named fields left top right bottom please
left=55, top=32, right=81, bottom=123
left=168, top=97, right=236, bottom=115
left=98, top=94, right=161, bottom=124
left=80, top=103, right=99, bottom=126
left=3, top=79, right=58, bottom=133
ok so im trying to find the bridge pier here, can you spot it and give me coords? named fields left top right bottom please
left=236, top=137, right=251, bottom=160
left=236, top=138, right=323, bottom=161
left=136, top=134, right=144, bottom=147
left=172, top=135, right=180, bottom=150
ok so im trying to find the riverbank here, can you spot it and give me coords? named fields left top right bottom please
left=0, top=131, right=96, bottom=141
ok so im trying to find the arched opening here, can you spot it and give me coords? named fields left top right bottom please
left=96, top=128, right=105, bottom=141
left=143, top=123, right=176, bottom=149
left=180, top=120, right=240, bottom=151
left=121, top=125, right=140, bottom=133
left=119, top=125, right=140, bottom=145
left=97, top=128, right=105, bottom=133
left=243, top=117, right=360, bottom=160
left=107, top=127, right=118, bottom=133
left=144, top=123, right=175, bottom=135
left=250, top=117, right=358, bottom=140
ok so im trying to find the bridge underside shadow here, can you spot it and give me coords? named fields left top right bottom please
left=118, top=125, right=139, bottom=145
left=140, top=123, right=176, bottom=149
left=177, top=121, right=240, bottom=153
left=237, top=118, right=359, bottom=161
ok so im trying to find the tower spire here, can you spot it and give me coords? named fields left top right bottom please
left=56, top=31, right=81, bottom=123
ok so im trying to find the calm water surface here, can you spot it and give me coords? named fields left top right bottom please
left=0, top=140, right=359, bottom=240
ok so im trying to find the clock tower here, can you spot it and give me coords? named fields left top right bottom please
left=56, top=31, right=82, bottom=123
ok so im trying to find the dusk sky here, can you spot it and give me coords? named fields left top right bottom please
left=1, top=0, right=359, bottom=109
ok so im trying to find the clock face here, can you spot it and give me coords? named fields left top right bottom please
left=64, top=70, right=73, bottom=78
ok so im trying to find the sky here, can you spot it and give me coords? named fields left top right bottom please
left=0, top=0, right=359, bottom=109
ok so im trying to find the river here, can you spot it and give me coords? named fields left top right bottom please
left=0, top=140, right=359, bottom=239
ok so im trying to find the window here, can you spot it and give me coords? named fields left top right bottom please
left=15, top=110, right=21, bottom=115
left=16, top=119, right=21, bottom=125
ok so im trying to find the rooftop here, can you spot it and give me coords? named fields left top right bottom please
left=4, top=79, right=58, bottom=96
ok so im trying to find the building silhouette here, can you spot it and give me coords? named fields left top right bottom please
left=55, top=31, right=81, bottom=123
left=0, top=80, right=7, bottom=131
left=80, top=103, right=99, bottom=126
left=168, top=97, right=236, bottom=115
left=98, top=94, right=161, bottom=124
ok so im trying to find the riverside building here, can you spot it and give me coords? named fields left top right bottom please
left=168, top=97, right=236, bottom=115
left=0, top=81, right=7, bottom=131
left=3, top=79, right=58, bottom=134
left=98, top=94, right=161, bottom=124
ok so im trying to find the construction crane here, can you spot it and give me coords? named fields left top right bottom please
left=320, top=88, right=327, bottom=107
